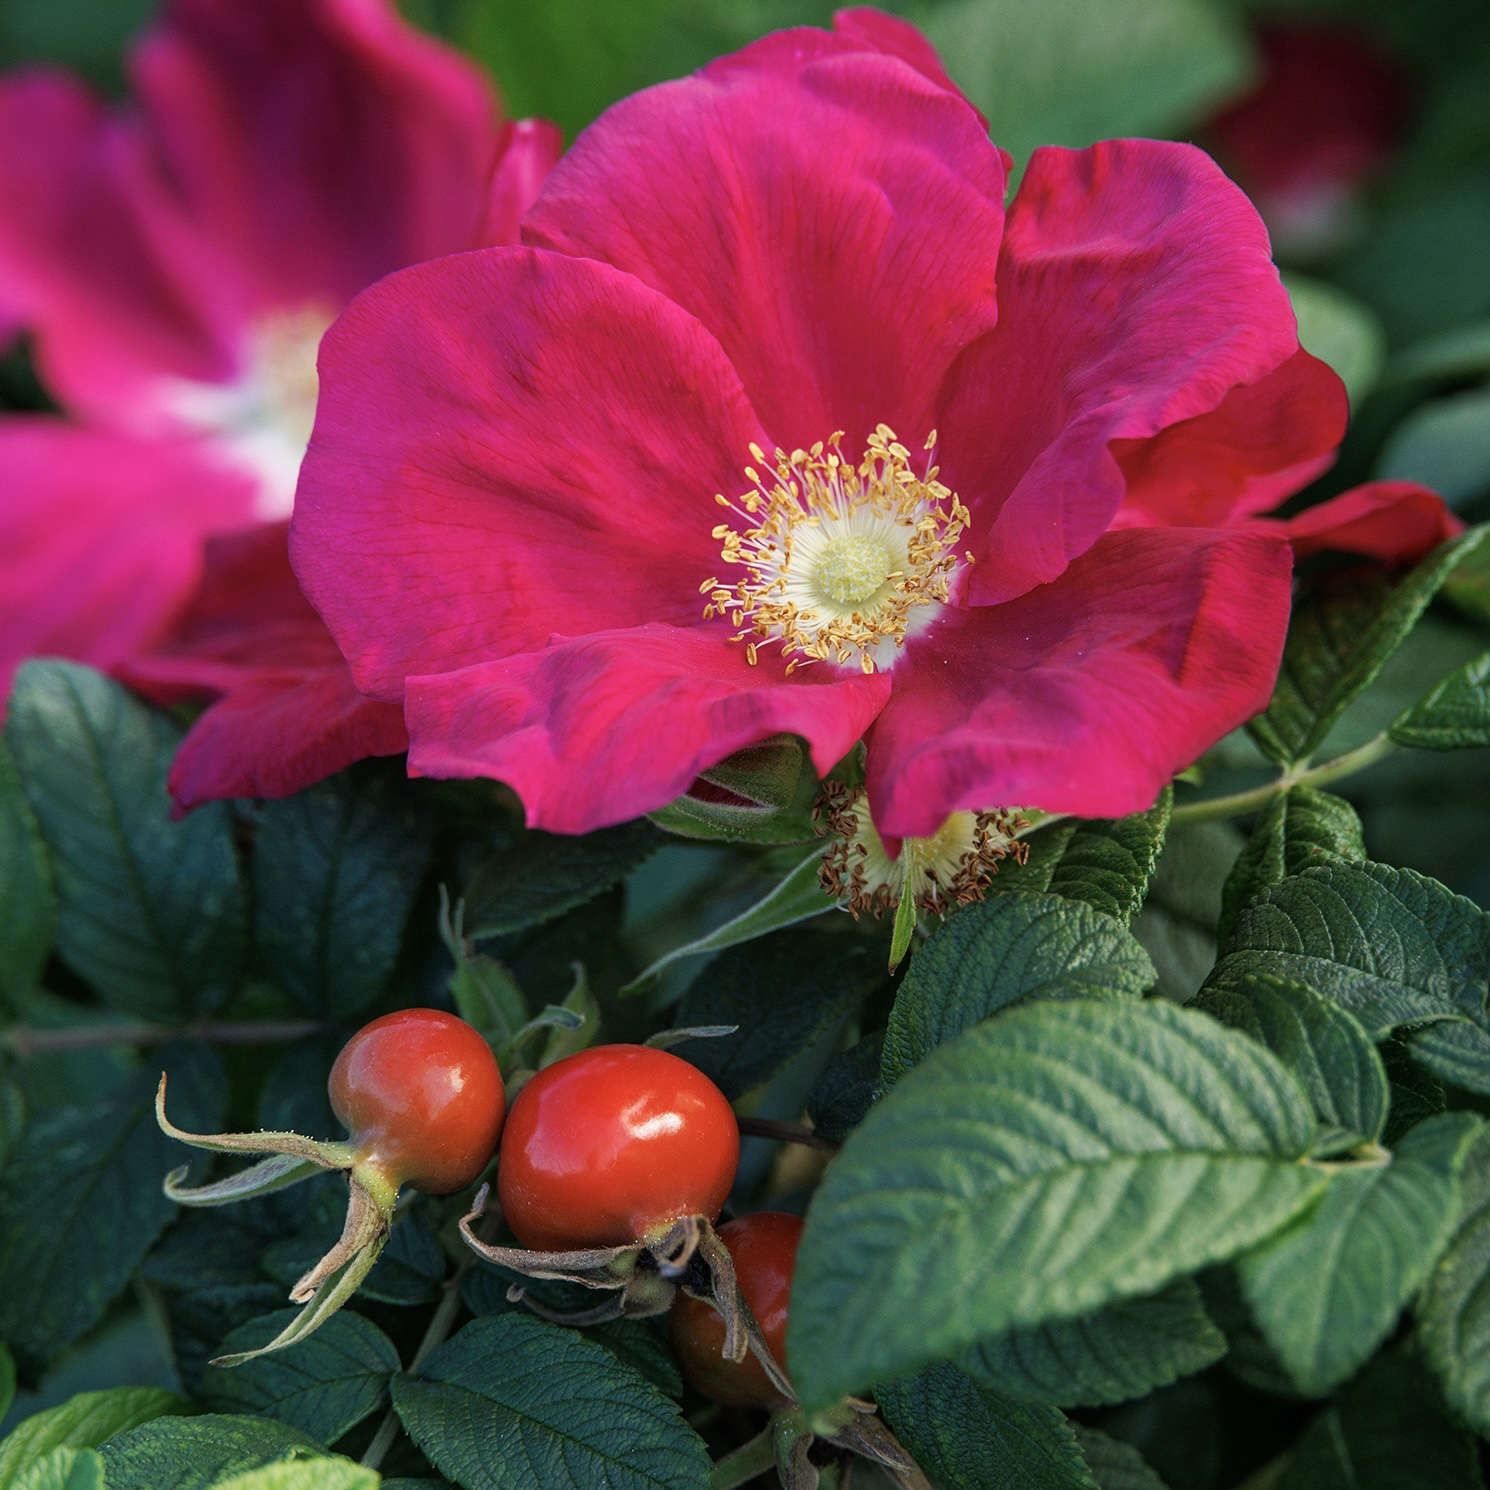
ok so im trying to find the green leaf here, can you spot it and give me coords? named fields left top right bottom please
left=1376, top=384, right=1490, bottom=509
left=202, top=1309, right=399, bottom=1444
left=1275, top=1346, right=1481, bottom=1490
left=0, top=1389, right=191, bottom=1489
left=621, top=846, right=834, bottom=993
left=0, top=1046, right=222, bottom=1364
left=1218, top=789, right=1366, bottom=945
left=1070, top=1428, right=1167, bottom=1490
left=0, top=737, right=54, bottom=1003
left=212, top=1464, right=378, bottom=1490
left=1043, top=793, right=1172, bottom=927
left=987, top=821, right=1079, bottom=895
left=675, top=927, right=884, bottom=1099
left=806, top=1031, right=884, bottom=1141
left=912, top=0, right=1248, bottom=167
left=390, top=1314, right=710, bottom=1490
left=99, top=1416, right=324, bottom=1490
left=1419, top=1125, right=1490, bottom=1436
left=1283, top=273, right=1386, bottom=407
left=10, top=1449, right=105, bottom=1490
left=1384, top=317, right=1490, bottom=386
left=877, top=1363, right=1097, bottom=1490
left=1248, top=528, right=1489, bottom=766
left=462, top=820, right=657, bottom=940
left=1408, top=1018, right=1490, bottom=1097
left=1239, top=1112, right=1480, bottom=1395
left=881, top=894, right=1154, bottom=1086
left=1196, top=973, right=1388, bottom=1155
left=5, top=661, right=245, bottom=1019
left=1206, top=861, right=1490, bottom=1039
left=788, top=999, right=1324, bottom=1411
left=648, top=737, right=819, bottom=844
left=253, top=770, right=432, bottom=1019
left=1390, top=649, right=1490, bottom=750
left=0, top=1345, right=12, bottom=1424
left=961, top=1279, right=1225, bottom=1409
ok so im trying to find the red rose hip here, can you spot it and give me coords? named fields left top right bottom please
left=497, top=1043, right=739, bottom=1251
left=329, top=1008, right=505, bottom=1195
left=672, top=1211, right=803, bottom=1407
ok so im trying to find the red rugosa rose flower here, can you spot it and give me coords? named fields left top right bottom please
left=0, top=0, right=560, bottom=801
left=291, top=10, right=1445, bottom=839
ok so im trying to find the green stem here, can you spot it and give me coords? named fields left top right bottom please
left=4, top=1019, right=327, bottom=1055
left=1169, top=732, right=1397, bottom=827
left=709, top=1426, right=777, bottom=1490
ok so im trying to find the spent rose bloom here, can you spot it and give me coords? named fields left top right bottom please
left=0, top=0, right=559, bottom=801
left=293, top=9, right=1455, bottom=839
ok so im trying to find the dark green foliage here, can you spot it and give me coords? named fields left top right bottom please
left=6, top=662, right=245, bottom=1020
left=0, top=1045, right=222, bottom=1366
left=806, top=1029, right=884, bottom=1140
left=99, top=1416, right=326, bottom=1490
left=676, top=926, right=885, bottom=1097
left=0, top=737, right=54, bottom=1004
left=1070, top=1428, right=1169, bottom=1490
left=1391, top=649, right=1490, bottom=748
left=389, top=1315, right=711, bottom=1490
left=253, top=770, right=432, bottom=1019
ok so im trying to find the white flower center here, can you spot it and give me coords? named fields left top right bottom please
left=160, top=306, right=334, bottom=519
left=702, top=425, right=970, bottom=675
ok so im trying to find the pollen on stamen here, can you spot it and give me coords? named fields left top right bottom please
left=703, top=425, right=969, bottom=674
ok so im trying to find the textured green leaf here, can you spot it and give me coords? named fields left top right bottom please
left=961, top=1279, right=1225, bottom=1409
left=0, top=737, right=54, bottom=1003
left=1218, top=789, right=1366, bottom=945
left=1043, top=792, right=1172, bottom=926
left=1196, top=973, right=1388, bottom=1155
left=878, top=1363, right=1096, bottom=1490
left=807, top=1031, right=884, bottom=1142
left=391, top=1315, right=710, bottom=1490
left=1275, top=1346, right=1481, bottom=1490
left=10, top=1448, right=105, bottom=1490
left=621, top=847, right=834, bottom=993
left=1390, top=649, right=1490, bottom=750
left=988, top=821, right=1078, bottom=895
left=254, top=770, right=432, bottom=1019
left=1070, top=1428, right=1168, bottom=1490
left=5, top=661, right=245, bottom=1018
left=675, top=926, right=884, bottom=1098
left=100, top=1416, right=324, bottom=1490
left=213, top=1463, right=377, bottom=1490
left=1407, top=1018, right=1490, bottom=1096
left=915, top=0, right=1247, bottom=166
left=0, top=1046, right=222, bottom=1365
left=649, top=737, right=819, bottom=844
left=1248, top=527, right=1488, bottom=765
left=463, top=820, right=657, bottom=939
left=1284, top=273, right=1385, bottom=406
left=0, top=1389, right=190, bottom=1489
left=1131, top=821, right=1243, bottom=1003
left=1420, top=1125, right=1490, bottom=1436
left=202, top=1309, right=399, bottom=1444
left=1206, top=862, right=1490, bottom=1039
left=788, top=999, right=1324, bottom=1411
left=882, top=893, right=1154, bottom=1086
left=1241, top=1112, right=1479, bottom=1395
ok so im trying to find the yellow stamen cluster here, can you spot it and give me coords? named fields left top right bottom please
left=816, top=781, right=1027, bottom=918
left=700, top=426, right=970, bottom=675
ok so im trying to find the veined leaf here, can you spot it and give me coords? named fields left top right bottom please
left=1197, top=973, right=1388, bottom=1155
left=212, top=1464, right=378, bottom=1490
left=202, top=1309, right=399, bottom=1444
left=254, top=769, right=432, bottom=1019
left=391, top=1315, right=709, bottom=1490
left=807, top=1031, right=885, bottom=1142
left=1274, top=1346, right=1481, bottom=1490
left=6, top=661, right=245, bottom=1020
left=649, top=736, right=819, bottom=844
left=1218, top=789, right=1366, bottom=945
left=99, top=1416, right=325, bottom=1490
left=788, top=999, right=1324, bottom=1411
left=877, top=1363, right=1097, bottom=1490
left=882, top=894, right=1154, bottom=1085
left=1239, top=1112, right=1480, bottom=1395
left=961, top=1279, right=1225, bottom=1408
left=1249, top=527, right=1488, bottom=765
left=0, top=1389, right=190, bottom=1489
left=0, top=737, right=54, bottom=1003
left=1390, top=649, right=1490, bottom=750
left=1420, top=1125, right=1490, bottom=1436
left=1071, top=1428, right=1169, bottom=1490
left=10, top=1448, right=105, bottom=1490
left=1206, top=861, right=1490, bottom=1039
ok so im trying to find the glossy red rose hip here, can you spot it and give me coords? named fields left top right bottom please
left=497, top=1044, right=739, bottom=1251
left=328, top=1008, right=505, bottom=1194
left=671, top=1210, right=802, bottom=1406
